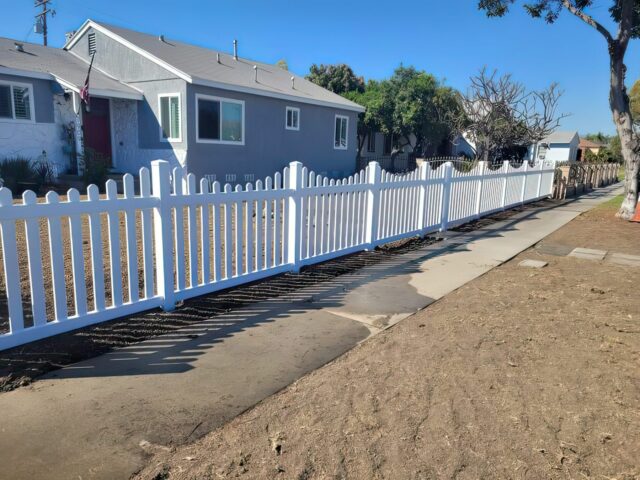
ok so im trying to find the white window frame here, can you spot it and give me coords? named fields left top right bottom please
left=0, top=80, right=35, bottom=124
left=158, top=93, right=182, bottom=143
left=334, top=114, right=349, bottom=150
left=195, top=93, right=245, bottom=145
left=285, top=106, right=300, bottom=131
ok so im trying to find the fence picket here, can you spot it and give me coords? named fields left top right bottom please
left=87, top=184, right=105, bottom=311
left=0, top=188, right=24, bottom=332
left=67, top=188, right=88, bottom=316
left=200, top=179, right=211, bottom=283
left=122, top=175, right=139, bottom=304
left=22, top=190, right=46, bottom=326
left=139, top=168, right=154, bottom=299
left=187, top=174, right=198, bottom=288
left=106, top=180, right=123, bottom=307
left=173, top=168, right=186, bottom=290
left=46, top=191, right=68, bottom=319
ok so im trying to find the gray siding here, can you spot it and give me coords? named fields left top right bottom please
left=0, top=73, right=55, bottom=124
left=68, top=27, right=188, bottom=152
left=186, top=84, right=358, bottom=181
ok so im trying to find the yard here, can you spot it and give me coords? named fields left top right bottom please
left=136, top=196, right=640, bottom=480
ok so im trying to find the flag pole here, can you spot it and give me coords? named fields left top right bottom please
left=80, top=51, right=96, bottom=112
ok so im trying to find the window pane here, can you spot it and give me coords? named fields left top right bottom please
left=287, top=108, right=292, bottom=127
left=335, top=118, right=341, bottom=147
left=198, top=99, right=220, bottom=140
left=160, top=96, right=170, bottom=138
left=170, top=96, right=180, bottom=139
left=13, top=86, right=31, bottom=120
left=221, top=101, right=242, bottom=142
left=292, top=109, right=298, bottom=128
left=340, top=118, right=347, bottom=147
left=0, top=85, right=12, bottom=118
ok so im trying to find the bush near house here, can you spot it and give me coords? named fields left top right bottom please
left=0, top=157, right=58, bottom=195
left=81, top=148, right=111, bottom=188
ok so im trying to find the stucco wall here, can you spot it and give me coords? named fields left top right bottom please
left=185, top=84, right=358, bottom=181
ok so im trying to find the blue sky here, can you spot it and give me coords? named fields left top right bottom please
left=4, top=0, right=638, bottom=135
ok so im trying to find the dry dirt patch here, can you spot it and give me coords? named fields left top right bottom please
left=136, top=200, right=640, bottom=480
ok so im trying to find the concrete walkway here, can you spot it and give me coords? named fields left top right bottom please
left=0, top=185, right=622, bottom=480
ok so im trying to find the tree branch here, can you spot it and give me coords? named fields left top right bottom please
left=561, top=0, right=615, bottom=44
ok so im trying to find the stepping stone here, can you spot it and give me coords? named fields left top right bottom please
left=608, top=253, right=640, bottom=267
left=569, top=247, right=607, bottom=261
left=535, top=243, right=574, bottom=257
left=518, top=259, right=548, bottom=269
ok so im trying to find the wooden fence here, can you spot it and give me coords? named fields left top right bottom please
left=0, top=159, right=556, bottom=350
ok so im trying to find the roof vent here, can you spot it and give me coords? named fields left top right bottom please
left=159, top=34, right=165, bottom=42
left=253, top=65, right=258, bottom=82
left=291, top=76, right=295, bottom=89
left=216, top=52, right=220, bottom=63
left=14, top=42, right=24, bottom=53
left=233, top=39, right=238, bottom=60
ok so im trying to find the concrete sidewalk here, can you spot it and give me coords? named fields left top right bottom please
left=0, top=185, right=622, bottom=480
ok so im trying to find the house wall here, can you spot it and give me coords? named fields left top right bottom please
left=67, top=27, right=188, bottom=171
left=185, top=84, right=358, bottom=182
left=0, top=73, right=72, bottom=173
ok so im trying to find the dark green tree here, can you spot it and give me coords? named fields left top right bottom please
left=478, top=0, right=639, bottom=218
left=306, top=64, right=365, bottom=95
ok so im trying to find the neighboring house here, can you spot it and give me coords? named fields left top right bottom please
left=532, top=131, right=580, bottom=163
left=577, top=138, right=604, bottom=160
left=0, top=20, right=364, bottom=183
left=360, top=132, right=396, bottom=158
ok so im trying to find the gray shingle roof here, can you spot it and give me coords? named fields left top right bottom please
left=0, top=37, right=142, bottom=99
left=82, top=21, right=364, bottom=112
left=541, top=131, right=579, bottom=144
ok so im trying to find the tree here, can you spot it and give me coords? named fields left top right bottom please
left=306, top=64, right=365, bottom=95
left=631, top=79, right=640, bottom=127
left=275, top=59, right=288, bottom=70
left=449, top=68, right=566, bottom=161
left=478, top=0, right=640, bottom=218
left=583, top=132, right=612, bottom=144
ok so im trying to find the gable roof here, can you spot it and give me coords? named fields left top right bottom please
left=540, top=131, right=579, bottom=145
left=65, top=20, right=365, bottom=112
left=579, top=138, right=604, bottom=149
left=0, top=37, right=142, bottom=100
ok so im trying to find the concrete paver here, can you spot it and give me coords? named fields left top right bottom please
left=518, top=259, right=549, bottom=268
left=607, top=252, right=640, bottom=267
left=569, top=247, right=608, bottom=260
left=0, top=184, right=623, bottom=480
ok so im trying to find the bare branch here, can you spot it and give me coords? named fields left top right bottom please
left=560, top=0, right=615, bottom=44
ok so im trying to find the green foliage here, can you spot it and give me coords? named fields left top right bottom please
left=631, top=79, right=640, bottom=125
left=82, top=148, right=111, bottom=187
left=0, top=157, right=36, bottom=193
left=583, top=132, right=612, bottom=144
left=306, top=64, right=365, bottom=95
left=275, top=59, right=288, bottom=70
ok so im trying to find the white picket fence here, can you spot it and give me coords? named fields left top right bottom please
left=0, top=159, right=555, bottom=350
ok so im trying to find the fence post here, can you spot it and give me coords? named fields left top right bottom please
left=500, top=160, right=509, bottom=209
left=416, top=163, right=428, bottom=233
left=520, top=161, right=529, bottom=204
left=364, top=161, right=381, bottom=249
left=151, top=160, right=176, bottom=311
left=287, top=161, right=303, bottom=272
left=536, top=160, right=544, bottom=198
left=440, top=161, right=453, bottom=231
left=474, top=161, right=486, bottom=218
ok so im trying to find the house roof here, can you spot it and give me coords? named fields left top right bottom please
left=579, top=138, right=604, bottom=149
left=0, top=37, right=142, bottom=100
left=540, top=131, right=579, bottom=145
left=65, top=20, right=365, bottom=112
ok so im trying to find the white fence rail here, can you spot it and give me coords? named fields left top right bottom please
left=0, top=159, right=555, bottom=350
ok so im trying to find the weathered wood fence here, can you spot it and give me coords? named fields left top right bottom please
left=0, top=159, right=556, bottom=350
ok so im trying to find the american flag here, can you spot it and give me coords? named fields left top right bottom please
left=80, top=52, right=96, bottom=109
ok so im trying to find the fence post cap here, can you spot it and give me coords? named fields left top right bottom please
left=0, top=187, right=12, bottom=206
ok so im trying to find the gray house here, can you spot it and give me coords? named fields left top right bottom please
left=0, top=20, right=363, bottom=183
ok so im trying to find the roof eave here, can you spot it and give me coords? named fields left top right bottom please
left=192, top=76, right=365, bottom=112
left=0, top=66, right=54, bottom=81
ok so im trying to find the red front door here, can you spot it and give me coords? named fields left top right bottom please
left=82, top=97, right=112, bottom=166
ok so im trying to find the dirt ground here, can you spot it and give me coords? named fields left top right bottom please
left=136, top=197, right=640, bottom=480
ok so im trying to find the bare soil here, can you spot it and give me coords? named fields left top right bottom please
left=136, top=198, right=640, bottom=480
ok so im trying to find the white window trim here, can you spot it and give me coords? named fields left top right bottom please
left=334, top=114, right=348, bottom=150
left=158, top=93, right=182, bottom=143
left=195, top=93, right=245, bottom=145
left=0, top=80, right=36, bottom=124
left=285, top=106, right=300, bottom=131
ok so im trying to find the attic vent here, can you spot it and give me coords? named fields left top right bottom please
left=88, top=32, right=97, bottom=56
left=14, top=42, right=24, bottom=52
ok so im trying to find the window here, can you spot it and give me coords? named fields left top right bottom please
left=196, top=94, right=244, bottom=144
left=159, top=94, right=181, bottom=142
left=334, top=115, right=348, bottom=150
left=0, top=81, right=33, bottom=122
left=285, top=106, right=299, bottom=130
left=537, top=144, right=548, bottom=159
left=383, top=134, right=393, bottom=155
left=367, top=131, right=376, bottom=153
left=88, top=32, right=97, bottom=56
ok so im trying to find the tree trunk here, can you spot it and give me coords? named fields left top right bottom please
left=610, top=43, right=640, bottom=219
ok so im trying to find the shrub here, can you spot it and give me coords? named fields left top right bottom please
left=0, top=157, right=37, bottom=193
left=81, top=148, right=111, bottom=187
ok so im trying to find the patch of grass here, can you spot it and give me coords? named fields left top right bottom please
left=597, top=194, right=624, bottom=210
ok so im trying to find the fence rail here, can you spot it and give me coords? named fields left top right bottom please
left=0, top=159, right=556, bottom=350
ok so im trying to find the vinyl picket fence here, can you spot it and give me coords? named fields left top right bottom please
left=0, top=159, right=555, bottom=350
